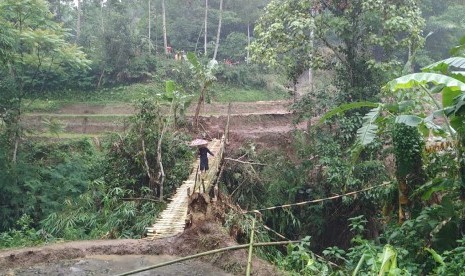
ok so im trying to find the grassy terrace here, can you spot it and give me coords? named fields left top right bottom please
left=23, top=82, right=289, bottom=112
left=22, top=82, right=289, bottom=139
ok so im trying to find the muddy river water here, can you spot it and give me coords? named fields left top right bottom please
left=3, top=254, right=233, bottom=276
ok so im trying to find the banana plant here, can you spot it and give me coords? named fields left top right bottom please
left=186, top=52, right=218, bottom=129
left=163, top=80, right=193, bottom=128
left=320, top=54, right=465, bottom=221
left=386, top=56, right=465, bottom=200
left=352, top=244, right=399, bottom=276
left=332, top=56, right=465, bottom=195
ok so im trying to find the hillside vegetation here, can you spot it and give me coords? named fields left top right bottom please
left=2, top=0, right=465, bottom=275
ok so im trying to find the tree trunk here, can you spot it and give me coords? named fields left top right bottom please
left=76, top=0, right=81, bottom=42
left=100, top=0, right=104, bottom=33
left=308, top=25, right=314, bottom=93
left=293, top=80, right=297, bottom=103
left=97, top=69, right=105, bottom=89
left=162, top=0, right=168, bottom=55
left=141, top=125, right=157, bottom=195
left=204, top=0, right=208, bottom=56
left=213, top=0, right=223, bottom=60
left=157, top=123, right=166, bottom=201
left=56, top=0, right=62, bottom=21
left=12, top=134, right=19, bottom=164
left=247, top=22, right=250, bottom=64
left=459, top=135, right=465, bottom=200
left=148, top=0, right=151, bottom=55
left=195, top=24, right=203, bottom=54
left=194, top=86, right=206, bottom=129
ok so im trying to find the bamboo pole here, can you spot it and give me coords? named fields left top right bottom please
left=225, top=102, right=231, bottom=144
left=115, top=240, right=298, bottom=276
left=246, top=218, right=256, bottom=276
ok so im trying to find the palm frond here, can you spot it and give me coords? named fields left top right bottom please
left=319, top=101, right=379, bottom=124
left=357, top=106, right=382, bottom=145
left=424, top=57, right=465, bottom=72
left=394, top=115, right=423, bottom=127
left=386, top=73, right=465, bottom=93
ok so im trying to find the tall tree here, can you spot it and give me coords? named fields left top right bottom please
left=76, top=0, right=81, bottom=42
left=417, top=0, right=465, bottom=66
left=251, top=0, right=425, bottom=103
left=204, top=0, right=208, bottom=56
left=0, top=0, right=89, bottom=160
left=162, top=0, right=168, bottom=55
left=148, top=0, right=151, bottom=55
left=212, top=0, right=223, bottom=60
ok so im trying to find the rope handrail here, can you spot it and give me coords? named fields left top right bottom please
left=244, top=182, right=391, bottom=213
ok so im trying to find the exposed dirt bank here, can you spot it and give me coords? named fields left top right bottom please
left=46, top=100, right=292, bottom=116
left=0, top=222, right=281, bottom=276
left=4, top=254, right=232, bottom=276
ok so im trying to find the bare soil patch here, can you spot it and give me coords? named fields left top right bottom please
left=43, top=100, right=292, bottom=116
left=6, top=254, right=232, bottom=276
left=0, top=218, right=281, bottom=276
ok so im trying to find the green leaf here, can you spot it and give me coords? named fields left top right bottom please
left=414, top=179, right=451, bottom=201
left=378, top=244, right=397, bottom=276
left=450, top=35, right=465, bottom=56
left=424, top=57, right=465, bottom=72
left=450, top=115, right=465, bottom=133
left=395, top=115, right=423, bottom=127
left=442, top=87, right=461, bottom=107
left=449, top=71, right=465, bottom=84
left=319, top=101, right=379, bottom=124
left=386, top=73, right=465, bottom=92
left=452, top=94, right=465, bottom=116
left=186, top=52, right=201, bottom=72
left=165, top=80, right=175, bottom=100
left=357, top=106, right=382, bottom=145
left=418, top=123, right=429, bottom=137
left=425, top=248, right=446, bottom=266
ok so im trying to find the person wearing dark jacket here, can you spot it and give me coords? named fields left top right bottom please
left=198, top=146, right=214, bottom=173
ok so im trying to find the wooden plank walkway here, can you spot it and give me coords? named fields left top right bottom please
left=146, top=137, right=223, bottom=239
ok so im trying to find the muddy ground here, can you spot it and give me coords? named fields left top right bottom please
left=0, top=213, right=283, bottom=276
left=5, top=254, right=232, bottom=276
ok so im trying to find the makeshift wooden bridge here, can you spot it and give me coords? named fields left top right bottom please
left=146, top=135, right=225, bottom=239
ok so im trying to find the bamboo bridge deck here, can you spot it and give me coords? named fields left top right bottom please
left=146, top=136, right=225, bottom=239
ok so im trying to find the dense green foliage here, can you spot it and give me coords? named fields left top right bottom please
left=0, top=100, right=193, bottom=244
left=219, top=1, right=465, bottom=275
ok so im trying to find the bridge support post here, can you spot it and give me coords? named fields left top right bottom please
left=212, top=185, right=218, bottom=202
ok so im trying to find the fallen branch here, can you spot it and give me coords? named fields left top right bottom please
left=121, top=198, right=163, bottom=203
left=199, top=122, right=213, bottom=140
